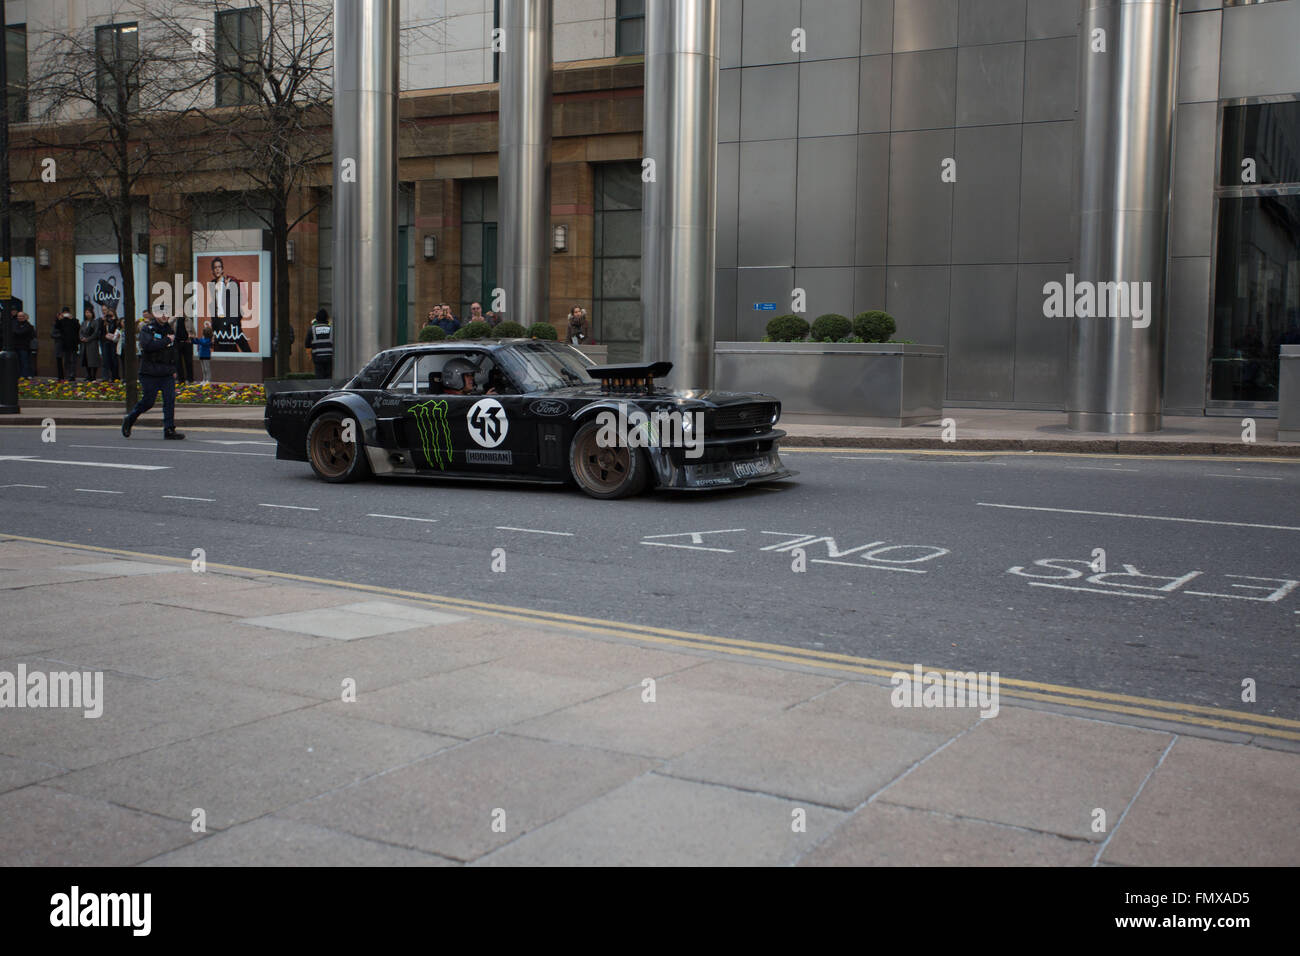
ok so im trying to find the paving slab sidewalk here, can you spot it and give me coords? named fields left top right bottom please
left=1, top=538, right=1295, bottom=867
left=3, top=403, right=1297, bottom=455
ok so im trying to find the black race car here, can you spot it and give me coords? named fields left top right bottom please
left=264, top=339, right=795, bottom=499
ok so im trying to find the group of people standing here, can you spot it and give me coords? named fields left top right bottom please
left=418, top=302, right=595, bottom=344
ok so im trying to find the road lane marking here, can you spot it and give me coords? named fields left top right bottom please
left=784, top=448, right=1300, bottom=464
left=75, top=488, right=124, bottom=495
left=1207, top=474, right=1283, bottom=481
left=0, top=455, right=168, bottom=471
left=70, top=444, right=273, bottom=457
left=641, top=542, right=735, bottom=552
left=258, top=503, right=319, bottom=511
left=164, top=495, right=216, bottom=502
left=496, top=526, right=574, bottom=536
left=978, top=502, right=1300, bottom=532
left=368, top=513, right=438, bottom=523
left=1029, top=582, right=1164, bottom=599
left=1065, top=466, right=1140, bottom=473
left=199, top=440, right=275, bottom=446
left=0, top=484, right=47, bottom=489
left=812, top=559, right=925, bottom=574
left=5, top=532, right=1299, bottom=741
left=832, top=456, right=894, bottom=461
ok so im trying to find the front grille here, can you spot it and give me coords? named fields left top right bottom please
left=710, top=403, right=777, bottom=432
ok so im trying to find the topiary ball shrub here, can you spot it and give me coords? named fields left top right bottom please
left=765, top=314, right=810, bottom=342
left=418, top=324, right=446, bottom=341
left=528, top=321, right=558, bottom=340
left=493, top=320, right=527, bottom=338
left=810, top=313, right=851, bottom=342
left=452, top=320, right=493, bottom=340
left=853, top=310, right=896, bottom=343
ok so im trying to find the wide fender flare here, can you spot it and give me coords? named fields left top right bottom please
left=568, top=399, right=676, bottom=485
left=310, top=392, right=380, bottom=447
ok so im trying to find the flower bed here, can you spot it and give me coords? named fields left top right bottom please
left=18, top=379, right=266, bottom=405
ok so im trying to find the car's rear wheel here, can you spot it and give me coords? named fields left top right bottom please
left=569, top=420, right=650, bottom=499
left=307, top=410, right=371, bottom=483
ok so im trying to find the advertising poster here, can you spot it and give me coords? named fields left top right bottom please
left=75, top=255, right=149, bottom=324
left=195, top=252, right=264, bottom=354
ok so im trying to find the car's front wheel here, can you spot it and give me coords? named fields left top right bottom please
left=306, top=410, right=372, bottom=483
left=569, top=420, right=650, bottom=499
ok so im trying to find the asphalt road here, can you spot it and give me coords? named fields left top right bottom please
left=2, top=424, right=1298, bottom=720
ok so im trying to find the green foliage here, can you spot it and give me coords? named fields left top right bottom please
left=810, top=313, right=852, bottom=342
left=528, top=321, right=558, bottom=340
left=493, top=320, right=528, bottom=338
left=452, top=320, right=493, bottom=340
left=765, top=314, right=810, bottom=342
left=854, top=310, right=897, bottom=343
left=418, top=324, right=446, bottom=341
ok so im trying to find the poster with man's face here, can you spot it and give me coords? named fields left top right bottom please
left=82, top=261, right=123, bottom=317
left=197, top=253, right=260, bottom=353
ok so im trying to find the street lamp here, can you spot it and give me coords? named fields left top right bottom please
left=153, top=244, right=167, bottom=266
left=423, top=234, right=437, bottom=260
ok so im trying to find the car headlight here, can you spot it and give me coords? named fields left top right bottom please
left=682, top=413, right=693, bottom=432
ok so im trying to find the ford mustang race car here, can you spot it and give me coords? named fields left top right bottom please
left=264, top=339, right=795, bottom=498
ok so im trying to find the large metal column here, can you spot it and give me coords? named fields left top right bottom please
left=1068, top=0, right=1179, bottom=432
left=498, top=0, right=552, bottom=327
left=333, top=0, right=399, bottom=378
left=640, top=0, right=719, bottom=387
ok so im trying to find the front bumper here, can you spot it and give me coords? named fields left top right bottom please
left=648, top=429, right=797, bottom=490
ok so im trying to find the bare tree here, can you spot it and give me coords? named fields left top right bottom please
left=26, top=1, right=204, bottom=407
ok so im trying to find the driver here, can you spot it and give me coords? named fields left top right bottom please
left=440, top=357, right=479, bottom=394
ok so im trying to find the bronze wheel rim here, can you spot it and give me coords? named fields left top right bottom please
left=574, top=428, right=631, bottom=493
left=310, top=418, right=355, bottom=478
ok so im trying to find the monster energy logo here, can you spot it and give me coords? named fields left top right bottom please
left=410, top=399, right=453, bottom=469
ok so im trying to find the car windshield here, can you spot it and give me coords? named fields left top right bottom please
left=497, top=342, right=595, bottom=392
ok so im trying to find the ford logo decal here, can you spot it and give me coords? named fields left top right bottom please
left=530, top=400, right=567, bottom=417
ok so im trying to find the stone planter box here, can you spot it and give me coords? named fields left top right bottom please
left=714, top=342, right=946, bottom=426
left=1280, top=345, right=1299, bottom=442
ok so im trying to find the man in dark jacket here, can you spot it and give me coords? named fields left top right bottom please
left=11, top=312, right=35, bottom=378
left=122, top=309, right=185, bottom=440
left=305, top=308, right=333, bottom=379
left=54, top=308, right=81, bottom=380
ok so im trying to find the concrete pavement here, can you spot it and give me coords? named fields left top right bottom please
left=3, top=401, right=1295, bottom=455
left=1, top=536, right=1295, bottom=866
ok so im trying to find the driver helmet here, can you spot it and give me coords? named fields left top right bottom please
left=441, top=356, right=479, bottom=392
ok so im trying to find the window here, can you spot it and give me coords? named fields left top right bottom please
left=1211, top=100, right=1300, bottom=403
left=216, top=7, right=263, bottom=106
left=95, top=23, right=139, bottom=116
left=5, top=24, right=27, bottom=123
left=592, top=162, right=642, bottom=356
left=615, top=0, right=645, bottom=56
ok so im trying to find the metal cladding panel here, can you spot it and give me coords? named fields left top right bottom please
left=886, top=265, right=952, bottom=352
left=1163, top=256, right=1212, bottom=413
left=860, top=0, right=896, bottom=56
left=798, top=58, right=861, bottom=138
left=1170, top=102, right=1216, bottom=260
left=792, top=267, right=856, bottom=321
left=716, top=141, right=739, bottom=268
left=1177, top=9, right=1221, bottom=105
left=796, top=135, right=858, bottom=268
left=855, top=133, right=890, bottom=267
left=887, top=129, right=955, bottom=266
left=951, top=123, right=1023, bottom=265
left=736, top=267, right=795, bottom=339
left=893, top=0, right=960, bottom=53
left=799, top=0, right=862, bottom=61
left=891, top=49, right=958, bottom=131
left=738, top=139, right=797, bottom=266
left=948, top=264, right=1019, bottom=401
left=853, top=266, right=888, bottom=317
left=715, top=268, right=738, bottom=341
left=740, top=64, right=798, bottom=141
left=960, top=0, right=1028, bottom=46
left=719, top=67, right=741, bottom=143
left=740, top=0, right=797, bottom=66
left=858, top=54, right=893, bottom=133
left=1019, top=121, right=1075, bottom=263
left=1014, top=263, right=1070, bottom=405
left=1220, top=0, right=1300, bottom=99
left=1024, top=36, right=1077, bottom=123
left=956, top=42, right=1025, bottom=127
left=1028, top=0, right=1080, bottom=40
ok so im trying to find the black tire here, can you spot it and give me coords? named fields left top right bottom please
left=306, top=410, right=372, bottom=483
left=568, top=419, right=650, bottom=499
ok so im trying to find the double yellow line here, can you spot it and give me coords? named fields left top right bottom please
left=6, top=532, right=1298, bottom=742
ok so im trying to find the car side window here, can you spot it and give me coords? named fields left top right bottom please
left=384, top=357, right=417, bottom=394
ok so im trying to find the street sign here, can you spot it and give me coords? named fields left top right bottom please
left=0, top=260, right=9, bottom=299
left=752, top=302, right=776, bottom=311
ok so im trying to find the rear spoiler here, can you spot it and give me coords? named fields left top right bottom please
left=588, top=361, right=673, bottom=394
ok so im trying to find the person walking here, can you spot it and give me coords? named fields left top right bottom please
left=195, top=322, right=213, bottom=382
left=10, top=311, right=35, bottom=378
left=122, top=309, right=185, bottom=440
left=174, top=314, right=194, bottom=383
left=54, top=308, right=81, bottom=381
left=80, top=306, right=103, bottom=381
left=305, top=309, right=334, bottom=379
left=100, top=307, right=121, bottom=381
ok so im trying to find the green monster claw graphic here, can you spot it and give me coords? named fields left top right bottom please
left=410, top=399, right=454, bottom=469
